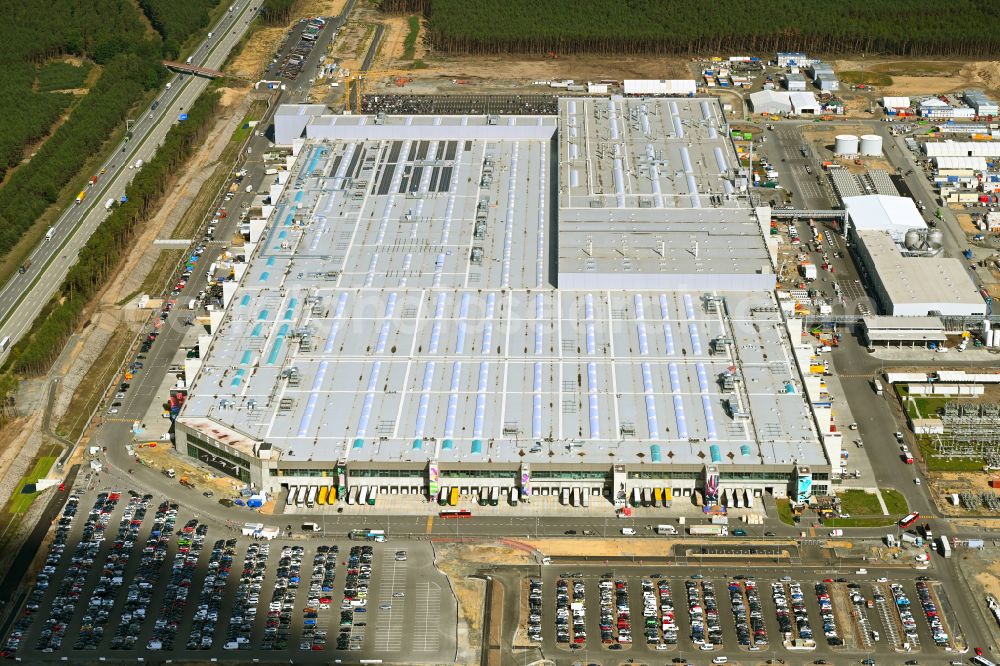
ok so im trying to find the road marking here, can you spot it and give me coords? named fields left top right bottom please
left=414, top=581, right=441, bottom=651
left=425, top=515, right=434, bottom=534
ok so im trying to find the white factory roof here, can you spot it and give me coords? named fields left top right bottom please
left=934, top=155, right=988, bottom=170
left=924, top=141, right=1000, bottom=157
left=882, top=96, right=911, bottom=109
left=857, top=230, right=984, bottom=316
left=789, top=92, right=820, bottom=114
left=178, top=103, right=825, bottom=469
left=844, top=195, right=926, bottom=234
left=623, top=79, right=696, bottom=96
left=557, top=97, right=775, bottom=291
left=749, top=91, right=792, bottom=114
left=920, top=98, right=950, bottom=108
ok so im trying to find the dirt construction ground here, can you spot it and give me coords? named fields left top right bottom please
left=833, top=58, right=1000, bottom=98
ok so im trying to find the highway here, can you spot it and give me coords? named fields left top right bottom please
left=0, top=1, right=260, bottom=358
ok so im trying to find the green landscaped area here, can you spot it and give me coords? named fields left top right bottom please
left=838, top=71, right=893, bottom=87
left=402, top=15, right=420, bottom=60
left=826, top=488, right=909, bottom=527
left=776, top=498, right=794, bottom=525
left=825, top=516, right=898, bottom=528
left=901, top=395, right=949, bottom=420
left=7, top=450, right=59, bottom=515
left=837, top=489, right=882, bottom=515
left=777, top=489, right=908, bottom=528
left=882, top=488, right=909, bottom=515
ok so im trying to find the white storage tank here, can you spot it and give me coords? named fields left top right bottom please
left=834, top=134, right=859, bottom=156
left=859, top=134, right=883, bottom=156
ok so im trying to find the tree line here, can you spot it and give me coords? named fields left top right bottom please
left=138, top=0, right=219, bottom=59
left=0, top=64, right=73, bottom=183
left=0, top=0, right=228, bottom=264
left=382, top=0, right=1000, bottom=57
left=4, top=90, right=220, bottom=379
left=260, top=0, right=301, bottom=26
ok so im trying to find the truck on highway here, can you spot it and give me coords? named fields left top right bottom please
left=75, top=190, right=86, bottom=204
left=688, top=525, right=728, bottom=536
left=17, top=259, right=30, bottom=274
left=939, top=536, right=952, bottom=558
left=655, top=524, right=678, bottom=535
left=88, top=175, right=98, bottom=187
left=45, top=227, right=55, bottom=241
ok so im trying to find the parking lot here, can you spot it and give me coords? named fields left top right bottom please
left=1, top=488, right=455, bottom=662
left=530, top=566, right=964, bottom=661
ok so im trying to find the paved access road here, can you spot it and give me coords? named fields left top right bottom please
left=0, top=2, right=259, bottom=358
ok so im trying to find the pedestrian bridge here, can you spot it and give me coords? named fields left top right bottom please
left=163, top=61, right=225, bottom=78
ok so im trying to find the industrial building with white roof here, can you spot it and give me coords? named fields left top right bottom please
left=174, top=97, right=831, bottom=510
left=845, top=195, right=985, bottom=317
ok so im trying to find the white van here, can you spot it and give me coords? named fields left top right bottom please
left=621, top=528, right=637, bottom=536
left=134, top=159, right=144, bottom=169
left=713, top=658, right=729, bottom=665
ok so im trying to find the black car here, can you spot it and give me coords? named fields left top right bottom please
left=564, top=530, right=577, bottom=535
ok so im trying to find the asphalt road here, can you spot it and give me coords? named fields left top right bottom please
left=0, top=1, right=260, bottom=359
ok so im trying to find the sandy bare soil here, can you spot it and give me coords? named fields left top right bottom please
left=227, top=26, right=287, bottom=80
left=374, top=14, right=423, bottom=66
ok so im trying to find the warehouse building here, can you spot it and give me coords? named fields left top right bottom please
left=963, top=90, right=999, bottom=117
left=777, top=52, right=815, bottom=67
left=882, top=96, right=912, bottom=115
left=784, top=73, right=807, bottom=91
left=749, top=91, right=820, bottom=116
left=861, top=316, right=947, bottom=348
left=749, top=90, right=792, bottom=115
left=845, top=195, right=985, bottom=317
left=814, top=74, right=839, bottom=92
left=176, top=98, right=831, bottom=510
left=622, top=79, right=697, bottom=96
left=924, top=141, right=1000, bottom=158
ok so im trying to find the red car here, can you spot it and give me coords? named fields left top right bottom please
left=976, top=647, right=984, bottom=656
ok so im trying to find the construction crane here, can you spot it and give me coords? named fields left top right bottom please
left=342, top=69, right=417, bottom=114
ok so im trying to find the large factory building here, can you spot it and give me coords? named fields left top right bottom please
left=174, top=98, right=831, bottom=510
